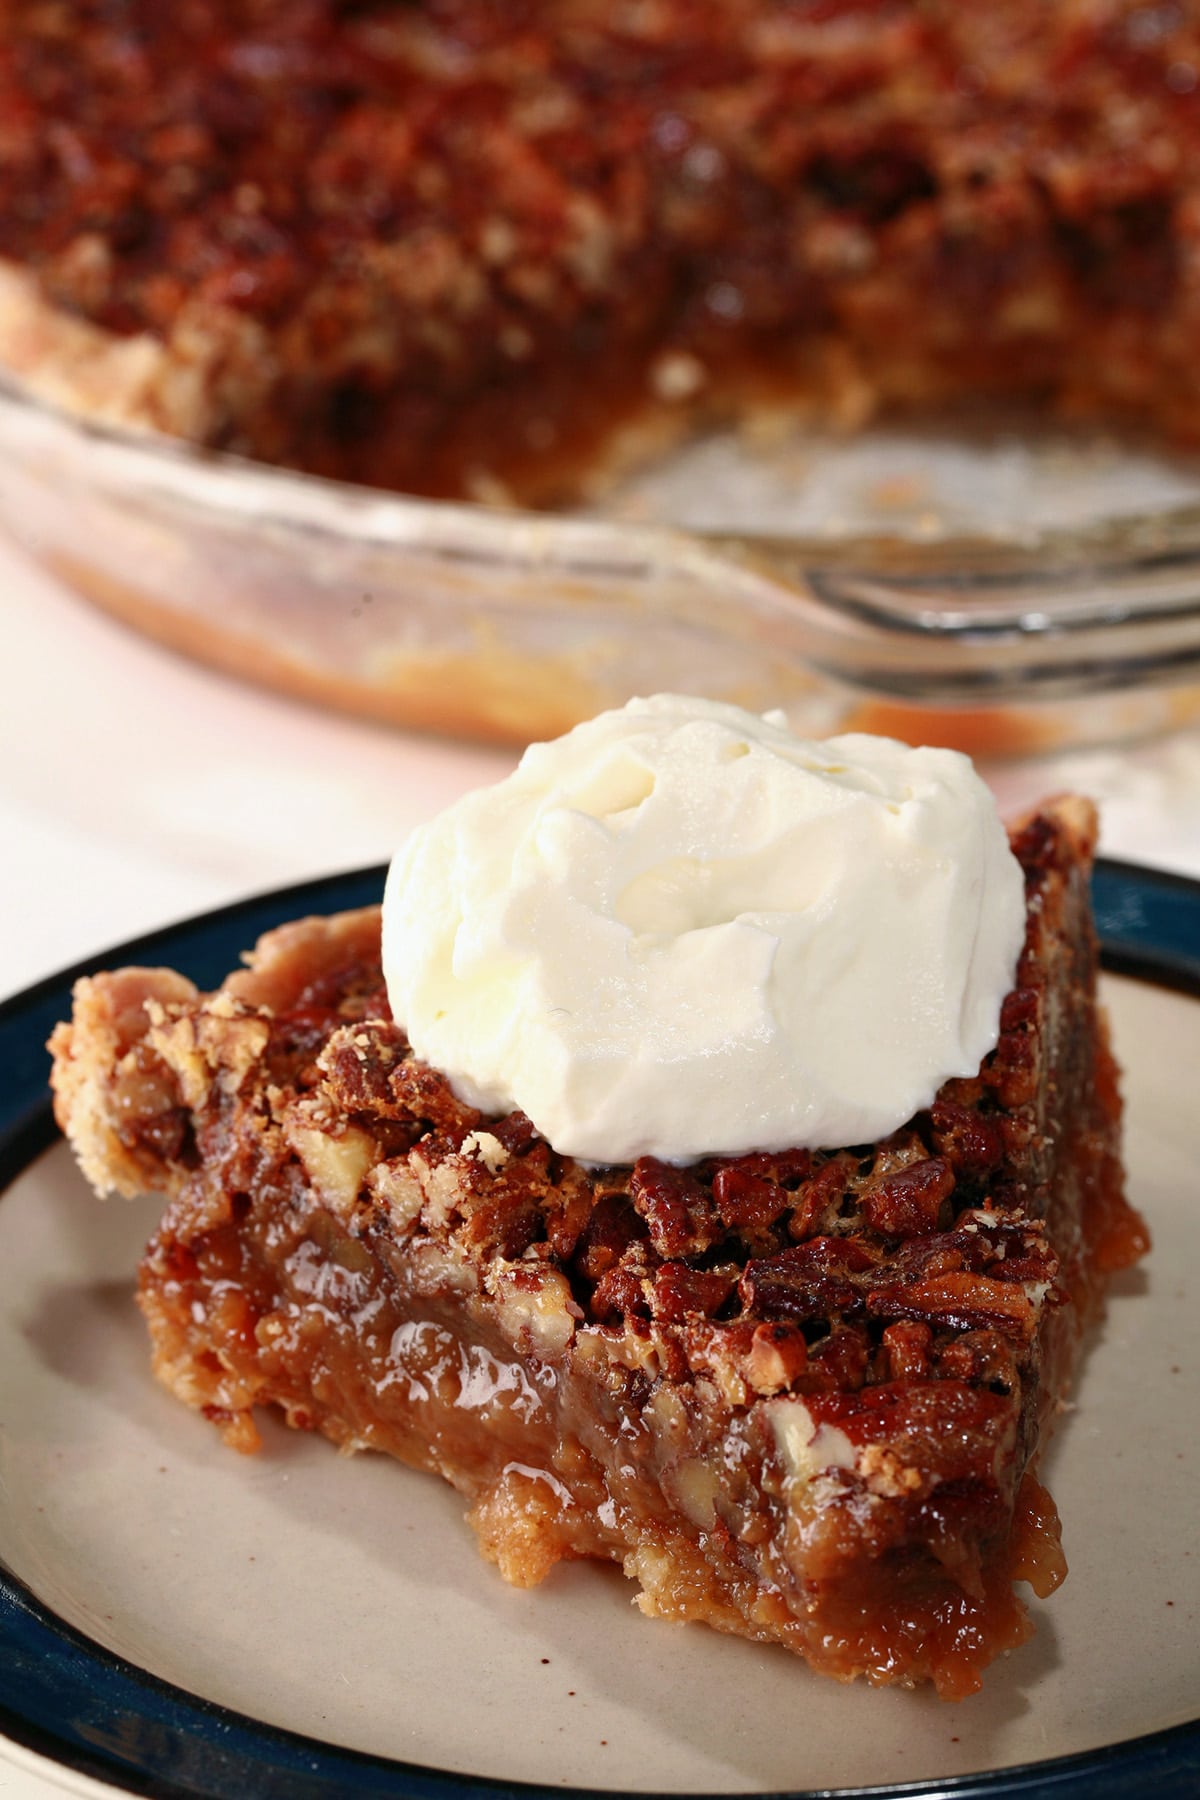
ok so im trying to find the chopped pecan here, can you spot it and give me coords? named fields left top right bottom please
left=986, top=1019, right=1040, bottom=1108
left=996, top=1029, right=1035, bottom=1071
left=390, top=1059, right=482, bottom=1135
left=318, top=1025, right=422, bottom=1155
left=860, top=1156, right=954, bottom=1238
left=541, top=1160, right=597, bottom=1262
left=318, top=1020, right=407, bottom=1113
left=807, top=1324, right=870, bottom=1391
left=590, top=1242, right=655, bottom=1322
left=1008, top=811, right=1060, bottom=878
left=712, top=1158, right=797, bottom=1240
left=867, top=1270, right=1041, bottom=1341
left=859, top=1443, right=929, bottom=1499
left=804, top=1379, right=1019, bottom=1490
left=740, top=1235, right=880, bottom=1320
left=630, top=1157, right=723, bottom=1258
left=881, top=1319, right=933, bottom=1382
left=649, top=1261, right=737, bottom=1324
left=572, top=1192, right=647, bottom=1283
left=681, top=1317, right=811, bottom=1402
left=787, top=1157, right=853, bottom=1239
left=935, top=1329, right=1019, bottom=1393
left=489, top=1111, right=541, bottom=1156
left=930, top=1100, right=1005, bottom=1180
left=877, top=1207, right=1051, bottom=1286
left=999, top=987, right=1040, bottom=1032
left=407, top=1131, right=549, bottom=1260
left=744, top=1321, right=810, bottom=1394
left=681, top=1319, right=756, bottom=1407
left=456, top=1146, right=554, bottom=1260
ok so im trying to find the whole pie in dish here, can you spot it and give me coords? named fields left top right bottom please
left=3, top=3, right=1200, bottom=502
left=49, top=795, right=1147, bottom=1697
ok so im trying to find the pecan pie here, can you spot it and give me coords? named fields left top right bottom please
left=48, top=797, right=1146, bottom=1697
left=4, top=3, right=1200, bottom=502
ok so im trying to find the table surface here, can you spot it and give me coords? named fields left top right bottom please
left=4, top=536, right=1200, bottom=1799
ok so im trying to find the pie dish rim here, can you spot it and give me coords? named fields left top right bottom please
left=4, top=373, right=1200, bottom=752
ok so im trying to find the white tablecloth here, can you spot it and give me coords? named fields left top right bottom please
left=3, top=537, right=1199, bottom=1797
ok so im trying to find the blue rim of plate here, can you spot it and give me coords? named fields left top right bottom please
left=0, top=859, right=1197, bottom=1800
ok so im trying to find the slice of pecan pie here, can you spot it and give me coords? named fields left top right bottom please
left=48, top=797, right=1146, bottom=1697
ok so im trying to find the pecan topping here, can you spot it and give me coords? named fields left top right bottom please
left=807, top=1324, right=870, bottom=1392
left=590, top=1242, right=655, bottom=1323
left=540, top=1161, right=596, bottom=1262
left=572, top=1193, right=647, bottom=1284
left=712, top=1156, right=802, bottom=1240
left=996, top=1029, right=1035, bottom=1071
left=935, top=1329, right=1019, bottom=1393
left=744, top=1321, right=810, bottom=1395
left=630, top=1157, right=723, bottom=1258
left=859, top=1443, right=928, bottom=1499
left=999, top=987, right=1040, bottom=1032
left=804, top=1381, right=1020, bottom=1491
left=860, top=1156, right=954, bottom=1238
left=740, top=1236, right=880, bottom=1321
left=320, top=1021, right=410, bottom=1115
left=1008, top=812, right=1061, bottom=878
left=390, top=1059, right=482, bottom=1135
left=649, top=1262, right=737, bottom=1325
left=867, top=1271, right=1041, bottom=1341
left=787, top=1158, right=854, bottom=1240
left=929, top=1100, right=1005, bottom=1180
left=881, top=1320, right=933, bottom=1382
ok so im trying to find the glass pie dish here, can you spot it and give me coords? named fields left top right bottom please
left=3, top=372, right=1200, bottom=754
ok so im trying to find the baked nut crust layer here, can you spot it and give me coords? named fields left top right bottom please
left=5, top=5, right=1200, bottom=500
left=49, top=799, right=1146, bottom=1696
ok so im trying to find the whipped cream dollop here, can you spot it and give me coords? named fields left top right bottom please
left=382, top=695, right=1026, bottom=1165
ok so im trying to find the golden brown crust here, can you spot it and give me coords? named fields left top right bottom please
left=49, top=964, right=200, bottom=1199
left=48, top=799, right=1145, bottom=1695
left=0, top=261, right=273, bottom=445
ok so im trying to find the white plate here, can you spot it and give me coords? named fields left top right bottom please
left=0, top=870, right=1197, bottom=1798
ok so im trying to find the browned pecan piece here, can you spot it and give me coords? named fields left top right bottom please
left=390, top=1059, right=482, bottom=1135
left=805, top=1380, right=1019, bottom=1490
left=805, top=1323, right=871, bottom=1392
left=630, top=1156, right=723, bottom=1258
left=745, top=1320, right=811, bottom=1394
left=881, top=1318, right=934, bottom=1382
left=740, top=1235, right=881, bottom=1320
left=935, top=1328, right=1020, bottom=1393
left=590, top=1241, right=656, bottom=1322
left=929, top=1099, right=1005, bottom=1181
left=572, top=1192, right=647, bottom=1284
left=319, top=1020, right=408, bottom=1112
left=866, top=1270, right=1041, bottom=1341
left=649, top=1261, right=737, bottom=1324
left=787, top=1157, right=856, bottom=1240
left=860, top=1156, right=955, bottom=1238
left=711, top=1152, right=809, bottom=1240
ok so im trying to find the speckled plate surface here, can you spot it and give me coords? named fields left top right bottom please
left=0, top=864, right=1197, bottom=1799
